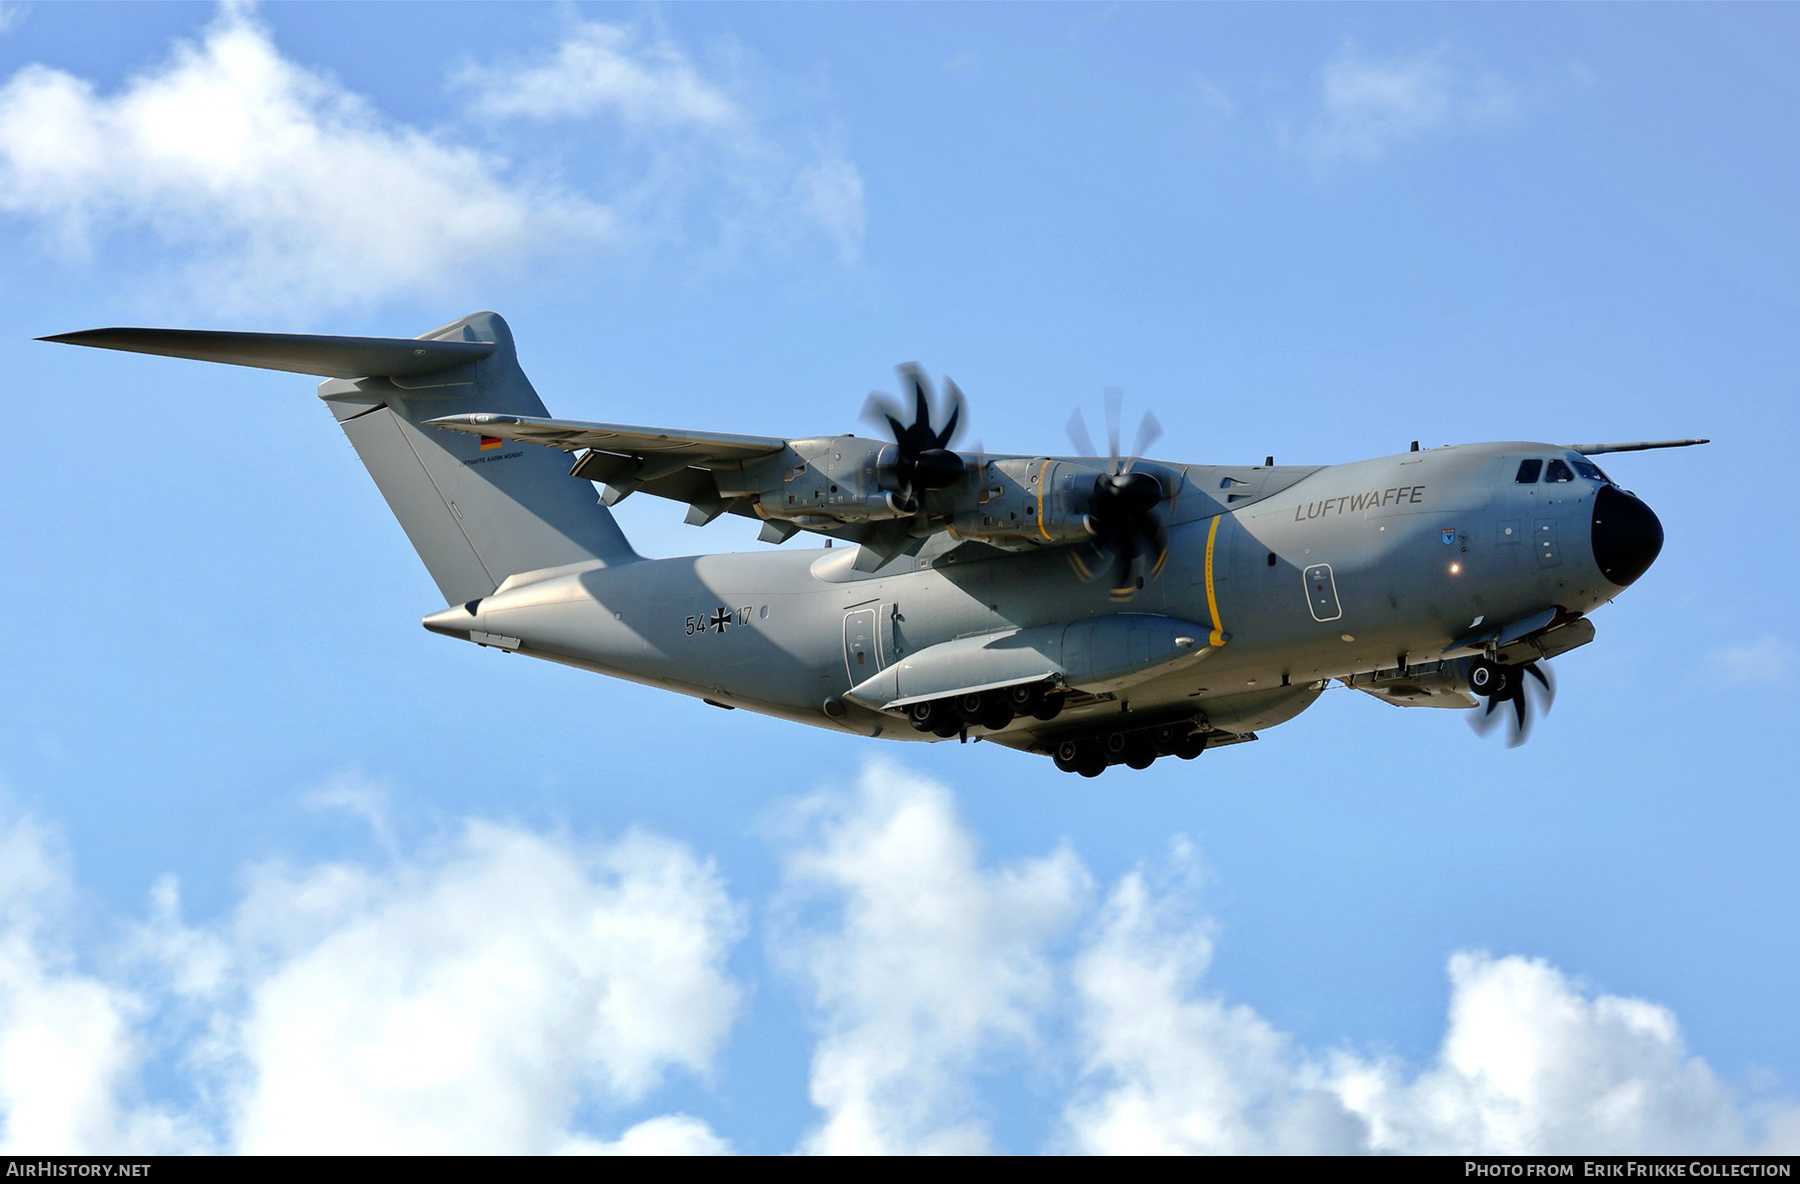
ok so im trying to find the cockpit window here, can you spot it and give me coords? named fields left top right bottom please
left=1544, top=459, right=1574, bottom=483
left=1571, top=459, right=1608, bottom=482
left=1515, top=459, right=1542, bottom=483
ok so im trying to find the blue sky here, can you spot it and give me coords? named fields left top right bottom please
left=0, top=0, right=1796, bottom=1154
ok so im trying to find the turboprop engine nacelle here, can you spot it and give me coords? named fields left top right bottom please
left=725, top=435, right=915, bottom=526
left=947, top=458, right=1106, bottom=550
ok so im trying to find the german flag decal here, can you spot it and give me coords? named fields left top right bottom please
left=479, top=435, right=503, bottom=451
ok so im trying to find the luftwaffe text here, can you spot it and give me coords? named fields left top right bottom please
left=1293, top=484, right=1426, bottom=522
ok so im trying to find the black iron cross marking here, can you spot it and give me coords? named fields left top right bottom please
left=709, top=607, right=731, bottom=634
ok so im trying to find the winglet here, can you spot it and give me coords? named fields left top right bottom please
left=38, top=327, right=495, bottom=380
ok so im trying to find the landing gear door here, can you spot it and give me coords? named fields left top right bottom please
left=843, top=604, right=880, bottom=684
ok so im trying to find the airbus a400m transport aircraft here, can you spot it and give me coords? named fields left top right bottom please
left=45, top=312, right=1701, bottom=777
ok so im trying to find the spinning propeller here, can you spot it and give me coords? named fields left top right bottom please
left=1468, top=658, right=1556, bottom=747
left=1067, top=387, right=1168, bottom=598
left=864, top=364, right=968, bottom=514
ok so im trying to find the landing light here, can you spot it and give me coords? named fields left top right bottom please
left=1450, top=563, right=1462, bottom=575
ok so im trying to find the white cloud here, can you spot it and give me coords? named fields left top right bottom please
left=796, top=155, right=866, bottom=264
left=1, top=806, right=742, bottom=1154
left=774, top=760, right=1090, bottom=1154
left=1299, top=43, right=1516, bottom=170
left=1058, top=840, right=1792, bottom=1154
left=457, top=16, right=867, bottom=267
left=0, top=764, right=1794, bottom=1155
left=0, top=4, right=865, bottom=314
left=216, top=824, right=743, bottom=1153
left=775, top=769, right=1797, bottom=1156
left=1709, top=634, right=1793, bottom=683
left=300, top=768, right=398, bottom=859
left=561, top=1113, right=732, bottom=1156
left=0, top=816, right=203, bottom=1153
left=1332, top=952, right=1770, bottom=1154
left=0, top=3, right=610, bottom=314
left=1060, top=845, right=1368, bottom=1153
left=458, top=21, right=739, bottom=130
left=0, top=4, right=23, bottom=37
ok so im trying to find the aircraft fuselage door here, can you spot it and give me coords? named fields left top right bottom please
left=1303, top=563, right=1343, bottom=622
left=843, top=605, right=879, bottom=684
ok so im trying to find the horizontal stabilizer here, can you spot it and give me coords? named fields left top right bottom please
left=39, top=327, right=495, bottom=379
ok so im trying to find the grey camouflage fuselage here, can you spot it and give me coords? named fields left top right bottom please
left=44, top=311, right=1676, bottom=771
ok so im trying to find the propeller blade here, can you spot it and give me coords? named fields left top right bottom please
left=862, top=391, right=896, bottom=424
left=1104, top=386, right=1123, bottom=473
left=866, top=365, right=971, bottom=512
left=1065, top=389, right=1170, bottom=599
left=1067, top=408, right=1099, bottom=459
left=937, top=379, right=964, bottom=449
left=1126, top=409, right=1163, bottom=472
left=1524, top=660, right=1556, bottom=714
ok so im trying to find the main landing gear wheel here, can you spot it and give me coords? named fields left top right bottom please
left=978, top=700, right=1015, bottom=731
left=906, top=699, right=963, bottom=737
left=1004, top=683, right=1064, bottom=722
left=1054, top=739, right=1106, bottom=777
left=909, top=699, right=964, bottom=735
left=1050, top=722, right=1209, bottom=775
left=950, top=691, right=1013, bottom=731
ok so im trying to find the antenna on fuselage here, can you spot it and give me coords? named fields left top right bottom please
left=1561, top=439, right=1710, bottom=455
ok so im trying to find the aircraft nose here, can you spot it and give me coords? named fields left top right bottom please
left=1591, top=484, right=1663, bottom=587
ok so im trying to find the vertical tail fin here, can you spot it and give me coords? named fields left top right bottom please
left=43, top=311, right=637, bottom=605
left=319, top=312, right=636, bottom=604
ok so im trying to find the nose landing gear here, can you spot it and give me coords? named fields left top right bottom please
left=1467, top=657, right=1556, bottom=746
left=1467, top=658, right=1511, bottom=699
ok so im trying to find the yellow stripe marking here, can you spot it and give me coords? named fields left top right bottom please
left=1036, top=459, right=1053, bottom=541
left=1205, top=515, right=1227, bottom=647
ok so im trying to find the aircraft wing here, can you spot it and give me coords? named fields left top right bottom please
left=429, top=412, right=796, bottom=529
left=428, top=413, right=784, bottom=463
